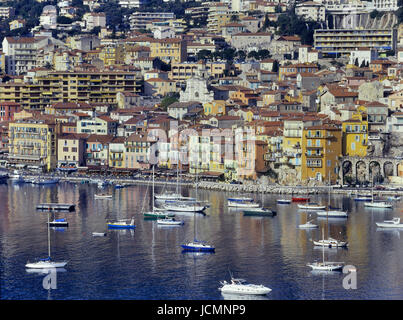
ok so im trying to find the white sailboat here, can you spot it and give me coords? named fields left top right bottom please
left=316, top=173, right=348, bottom=218
left=143, top=165, right=174, bottom=219
left=364, top=176, right=393, bottom=209
left=25, top=211, right=68, bottom=269
left=307, top=228, right=344, bottom=271
left=299, top=219, right=318, bottom=229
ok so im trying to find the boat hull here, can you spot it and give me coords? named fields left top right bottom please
left=220, top=286, right=271, bottom=295
left=316, top=210, right=348, bottom=217
left=181, top=244, right=215, bottom=252
left=243, top=210, right=276, bottom=217
left=25, top=261, right=68, bottom=269
left=292, top=197, right=310, bottom=202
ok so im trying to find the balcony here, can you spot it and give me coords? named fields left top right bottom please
left=305, top=152, right=323, bottom=158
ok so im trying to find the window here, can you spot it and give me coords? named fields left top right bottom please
left=351, top=142, right=355, bottom=150
left=355, top=135, right=360, bottom=141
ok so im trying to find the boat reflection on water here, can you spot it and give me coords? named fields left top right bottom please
left=221, top=292, right=270, bottom=300
left=181, top=250, right=215, bottom=257
left=310, top=269, right=342, bottom=276
left=26, top=268, right=67, bottom=275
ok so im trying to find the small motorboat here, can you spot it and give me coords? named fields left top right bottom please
left=164, top=203, right=206, bottom=212
left=92, top=232, right=107, bottom=237
left=292, top=197, right=310, bottom=202
left=143, top=211, right=175, bottom=219
left=227, top=199, right=260, bottom=208
left=316, top=209, right=348, bottom=218
left=307, top=261, right=344, bottom=271
left=219, top=277, right=272, bottom=295
left=181, top=239, right=215, bottom=252
left=243, top=208, right=277, bottom=217
left=95, top=193, right=112, bottom=199
left=157, top=217, right=184, bottom=225
left=48, top=218, right=68, bottom=227
left=107, top=218, right=135, bottom=229
left=387, top=195, right=401, bottom=201
left=299, top=220, right=318, bottom=229
left=32, top=178, right=60, bottom=185
left=376, top=217, right=403, bottom=228
left=277, top=199, right=291, bottom=204
left=313, top=238, right=348, bottom=248
left=354, top=194, right=372, bottom=201
left=297, top=203, right=326, bottom=210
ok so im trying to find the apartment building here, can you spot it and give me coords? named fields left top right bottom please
left=2, top=36, right=50, bottom=75
left=301, top=125, right=342, bottom=184
left=8, top=117, right=58, bottom=171
left=149, top=38, right=187, bottom=64
left=0, top=70, right=143, bottom=110
left=295, top=1, right=326, bottom=22
left=0, top=7, right=15, bottom=19
left=314, top=28, right=397, bottom=56
left=129, top=12, right=175, bottom=30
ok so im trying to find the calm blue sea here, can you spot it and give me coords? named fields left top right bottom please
left=0, top=181, right=402, bottom=300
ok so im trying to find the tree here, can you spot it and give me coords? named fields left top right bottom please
left=57, top=16, right=73, bottom=24
left=272, top=60, right=279, bottom=73
left=160, top=93, right=179, bottom=111
left=197, top=49, right=212, bottom=61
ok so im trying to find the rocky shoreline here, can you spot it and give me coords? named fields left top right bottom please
left=14, top=172, right=403, bottom=196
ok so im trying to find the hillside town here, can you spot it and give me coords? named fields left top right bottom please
left=0, top=0, right=403, bottom=187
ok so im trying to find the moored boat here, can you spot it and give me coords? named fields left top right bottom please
left=243, top=208, right=276, bottom=217
left=277, top=199, right=291, bottom=204
left=297, top=203, right=326, bottom=210
left=292, top=197, right=310, bottom=202
left=95, top=193, right=112, bottom=199
left=107, top=218, right=135, bottom=229
left=376, top=217, right=403, bottom=228
left=219, top=277, right=271, bottom=295
left=157, top=217, right=184, bottom=225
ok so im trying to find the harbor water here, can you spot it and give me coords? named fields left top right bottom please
left=0, top=181, right=402, bottom=300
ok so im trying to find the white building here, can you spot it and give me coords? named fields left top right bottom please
left=295, top=1, right=326, bottom=22
left=2, top=36, right=50, bottom=75
left=153, top=26, right=176, bottom=39
left=83, top=12, right=106, bottom=31
left=386, top=112, right=403, bottom=133
left=0, top=7, right=15, bottom=19
left=40, top=5, right=58, bottom=30
left=179, top=77, right=214, bottom=104
left=371, top=0, right=398, bottom=11
left=349, top=48, right=378, bottom=66
left=119, top=0, right=149, bottom=8
left=298, top=45, right=320, bottom=63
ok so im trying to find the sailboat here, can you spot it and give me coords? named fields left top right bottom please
left=25, top=211, right=68, bottom=269
left=143, top=165, right=175, bottom=219
left=307, top=228, right=344, bottom=271
left=155, top=160, right=193, bottom=201
left=243, top=187, right=276, bottom=217
left=364, top=174, right=393, bottom=209
left=316, top=172, right=348, bottom=218
left=181, top=163, right=214, bottom=252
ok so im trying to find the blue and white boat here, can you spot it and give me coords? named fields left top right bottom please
left=181, top=164, right=214, bottom=253
left=228, top=197, right=259, bottom=208
left=277, top=199, right=291, bottom=204
left=107, top=218, right=135, bottom=229
left=181, top=239, right=215, bottom=252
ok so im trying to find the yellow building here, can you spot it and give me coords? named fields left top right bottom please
left=149, top=38, right=187, bottom=64
left=342, top=112, right=368, bottom=157
left=0, top=70, right=143, bottom=110
left=301, top=125, right=342, bottom=184
left=99, top=44, right=125, bottom=66
left=8, top=117, right=59, bottom=171
left=109, top=137, right=126, bottom=169
left=203, top=100, right=226, bottom=116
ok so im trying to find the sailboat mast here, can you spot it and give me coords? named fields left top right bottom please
left=176, top=155, right=179, bottom=195
left=152, top=164, right=155, bottom=213
left=48, top=211, right=51, bottom=258
left=322, top=227, right=325, bottom=265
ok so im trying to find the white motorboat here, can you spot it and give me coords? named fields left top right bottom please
left=25, top=211, right=68, bottom=269
left=313, top=238, right=348, bottom=248
left=387, top=195, right=401, bottom=201
left=364, top=201, right=393, bottom=208
left=316, top=209, right=348, bottom=218
left=299, top=219, right=318, bottom=229
left=95, top=193, right=112, bottom=199
left=228, top=200, right=260, bottom=208
left=157, top=217, right=184, bottom=225
left=219, top=277, right=272, bottom=295
left=164, top=203, right=206, bottom=212
left=376, top=217, right=403, bottom=228
left=298, top=203, right=326, bottom=210
left=9, top=170, right=24, bottom=183
left=308, top=228, right=344, bottom=271
left=277, top=199, right=291, bottom=204
left=92, top=232, right=107, bottom=237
